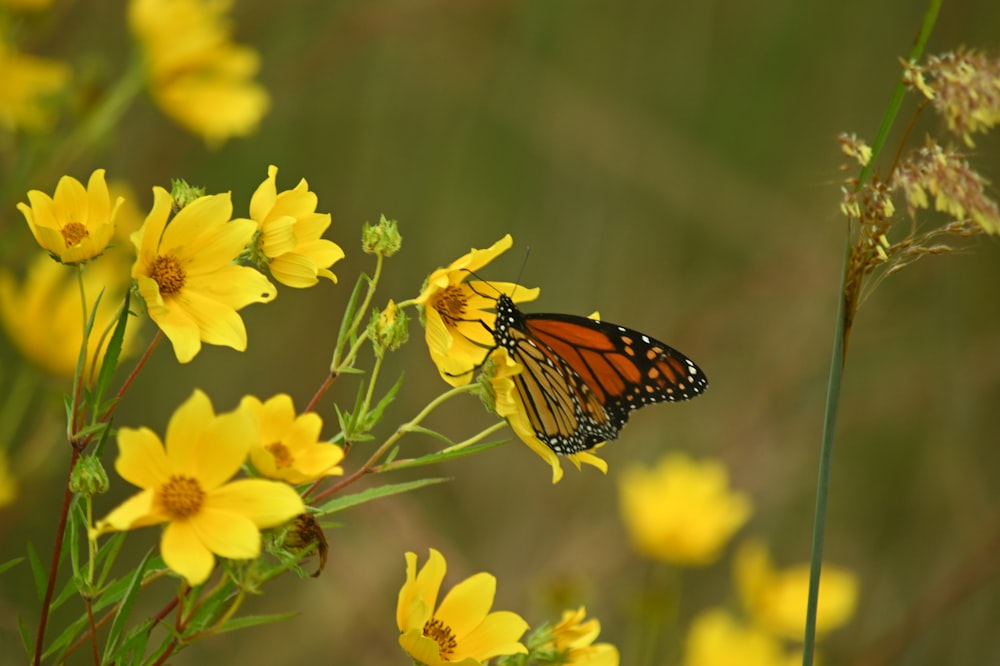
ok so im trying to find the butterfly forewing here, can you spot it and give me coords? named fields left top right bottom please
left=491, top=294, right=707, bottom=454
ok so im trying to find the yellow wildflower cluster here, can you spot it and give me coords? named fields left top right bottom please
left=8, top=166, right=344, bottom=371
left=92, top=390, right=342, bottom=585
left=128, top=0, right=270, bottom=144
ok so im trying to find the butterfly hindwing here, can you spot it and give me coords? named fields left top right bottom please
left=491, top=294, right=707, bottom=454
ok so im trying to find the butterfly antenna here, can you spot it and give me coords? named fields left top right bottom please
left=510, top=246, right=531, bottom=301
left=462, top=269, right=501, bottom=298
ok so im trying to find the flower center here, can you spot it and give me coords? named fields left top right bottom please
left=434, top=286, right=467, bottom=327
left=150, top=254, right=186, bottom=295
left=158, top=475, right=205, bottom=519
left=265, top=442, right=294, bottom=469
left=61, top=221, right=90, bottom=247
left=423, top=617, right=458, bottom=660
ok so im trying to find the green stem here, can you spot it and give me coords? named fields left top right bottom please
left=312, top=383, right=479, bottom=502
left=801, top=3, right=942, bottom=664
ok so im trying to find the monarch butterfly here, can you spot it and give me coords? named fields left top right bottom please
left=488, top=294, right=707, bottom=454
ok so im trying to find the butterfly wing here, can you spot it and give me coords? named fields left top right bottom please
left=524, top=313, right=708, bottom=413
left=492, top=295, right=707, bottom=454
left=504, top=326, right=622, bottom=453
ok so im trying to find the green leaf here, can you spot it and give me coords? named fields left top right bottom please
left=379, top=440, right=508, bottom=472
left=333, top=272, right=369, bottom=363
left=96, top=531, right=128, bottom=589
left=0, top=557, right=24, bottom=576
left=401, top=424, right=459, bottom=445
left=110, top=619, right=153, bottom=664
left=51, top=575, right=80, bottom=612
left=103, top=548, right=154, bottom=663
left=44, top=558, right=165, bottom=661
left=93, top=291, right=131, bottom=411
left=27, top=541, right=46, bottom=601
left=219, top=612, right=300, bottom=634
left=362, top=373, right=405, bottom=430
left=315, top=477, right=449, bottom=516
left=18, top=614, right=32, bottom=660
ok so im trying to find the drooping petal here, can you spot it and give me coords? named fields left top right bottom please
left=206, top=478, right=304, bottom=528
left=161, top=520, right=216, bottom=585
left=268, top=252, right=322, bottom=288
left=171, top=287, right=249, bottom=350
left=142, top=285, right=204, bottom=363
left=184, top=264, right=276, bottom=310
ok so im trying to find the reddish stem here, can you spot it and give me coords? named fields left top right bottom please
left=85, top=598, right=100, bottom=665
left=303, top=370, right=336, bottom=414
left=94, top=330, right=162, bottom=429
left=33, top=447, right=81, bottom=665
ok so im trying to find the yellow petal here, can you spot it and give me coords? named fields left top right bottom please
left=398, top=549, right=445, bottom=631
left=172, top=288, right=249, bottom=350
left=159, top=193, right=232, bottom=256
left=115, top=426, right=171, bottom=489
left=249, top=164, right=279, bottom=222
left=131, top=187, right=172, bottom=263
left=161, top=520, right=216, bottom=585
left=455, top=610, right=529, bottom=661
left=191, top=506, right=261, bottom=559
left=184, top=264, right=276, bottom=309
left=190, top=407, right=256, bottom=490
left=436, top=572, right=495, bottom=637
left=206, top=479, right=304, bottom=528
left=163, top=389, right=215, bottom=468
left=94, top=488, right=165, bottom=534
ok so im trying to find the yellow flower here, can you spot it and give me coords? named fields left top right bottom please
left=618, top=452, right=751, bottom=566
left=682, top=608, right=800, bottom=666
left=397, top=548, right=529, bottom=665
left=17, top=169, right=121, bottom=264
left=129, top=0, right=269, bottom=144
left=735, top=539, right=859, bottom=642
left=241, top=394, right=344, bottom=484
left=415, top=234, right=539, bottom=386
left=131, top=187, right=276, bottom=363
left=0, top=252, right=138, bottom=381
left=92, top=390, right=304, bottom=586
left=0, top=450, right=17, bottom=509
left=540, top=607, right=619, bottom=666
left=489, top=348, right=608, bottom=484
left=248, top=165, right=344, bottom=288
left=0, top=36, right=69, bottom=132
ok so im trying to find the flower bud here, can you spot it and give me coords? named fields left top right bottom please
left=369, top=299, right=409, bottom=353
left=69, top=455, right=109, bottom=497
left=361, top=215, right=402, bottom=256
left=169, top=179, right=206, bottom=211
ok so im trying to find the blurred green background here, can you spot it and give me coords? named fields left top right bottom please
left=2, top=0, right=1000, bottom=664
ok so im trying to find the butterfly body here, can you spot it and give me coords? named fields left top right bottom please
left=492, top=294, right=707, bottom=454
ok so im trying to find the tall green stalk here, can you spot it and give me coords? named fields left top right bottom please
left=801, top=2, right=942, bottom=664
